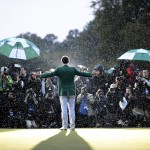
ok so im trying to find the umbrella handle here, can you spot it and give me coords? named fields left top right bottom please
left=16, top=43, right=19, bottom=59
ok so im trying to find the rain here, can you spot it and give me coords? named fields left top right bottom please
left=0, top=0, right=150, bottom=129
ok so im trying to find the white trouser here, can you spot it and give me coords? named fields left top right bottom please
left=59, top=96, right=75, bottom=129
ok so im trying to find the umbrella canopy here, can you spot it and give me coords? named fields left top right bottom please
left=0, top=37, right=40, bottom=60
left=118, top=49, right=150, bottom=61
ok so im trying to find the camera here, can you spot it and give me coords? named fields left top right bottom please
left=47, top=89, right=53, bottom=98
left=81, top=87, right=87, bottom=95
left=116, top=76, right=123, bottom=81
left=97, top=89, right=104, bottom=95
left=110, top=88, right=115, bottom=92
left=135, top=76, right=145, bottom=88
left=136, top=76, right=142, bottom=82
left=3, top=67, right=9, bottom=76
left=26, top=88, right=34, bottom=95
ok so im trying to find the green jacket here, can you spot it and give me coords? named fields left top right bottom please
left=40, top=65, right=92, bottom=96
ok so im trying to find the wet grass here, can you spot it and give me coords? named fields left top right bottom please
left=0, top=128, right=150, bottom=150
left=0, top=129, right=18, bottom=132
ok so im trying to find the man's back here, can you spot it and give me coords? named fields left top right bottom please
left=56, top=65, right=92, bottom=96
left=56, top=65, right=76, bottom=96
left=56, top=65, right=76, bottom=85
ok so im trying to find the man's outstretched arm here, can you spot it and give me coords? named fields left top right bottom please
left=39, top=69, right=58, bottom=78
left=75, top=68, right=99, bottom=77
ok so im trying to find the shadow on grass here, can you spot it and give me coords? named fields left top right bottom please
left=32, top=130, right=92, bottom=150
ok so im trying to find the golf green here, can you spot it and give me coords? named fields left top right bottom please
left=0, top=128, right=150, bottom=150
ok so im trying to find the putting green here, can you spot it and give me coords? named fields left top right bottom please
left=0, top=128, right=150, bottom=150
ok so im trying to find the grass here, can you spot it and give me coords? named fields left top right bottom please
left=0, top=128, right=150, bottom=150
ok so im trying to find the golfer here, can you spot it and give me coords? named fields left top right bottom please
left=39, top=56, right=97, bottom=131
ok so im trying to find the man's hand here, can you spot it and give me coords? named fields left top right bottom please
left=36, top=74, right=40, bottom=78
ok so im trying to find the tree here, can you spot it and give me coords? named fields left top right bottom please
left=119, top=22, right=150, bottom=54
left=43, top=34, right=58, bottom=51
left=90, top=0, right=124, bottom=62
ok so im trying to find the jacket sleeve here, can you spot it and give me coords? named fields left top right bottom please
left=40, top=69, right=58, bottom=78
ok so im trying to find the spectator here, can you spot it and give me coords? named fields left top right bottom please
left=25, top=72, right=41, bottom=102
left=44, top=88, right=61, bottom=128
left=121, top=87, right=136, bottom=127
left=0, top=67, right=13, bottom=116
left=75, top=66, right=91, bottom=95
left=105, top=84, right=122, bottom=127
left=11, top=72, right=23, bottom=100
left=131, top=84, right=146, bottom=127
left=35, top=68, right=47, bottom=102
left=24, top=88, right=38, bottom=128
left=115, top=76, right=126, bottom=96
left=93, top=89, right=107, bottom=127
left=126, top=63, right=137, bottom=87
left=135, top=69, right=150, bottom=125
left=19, top=67, right=29, bottom=93
left=90, top=64, right=108, bottom=95
left=76, top=86, right=94, bottom=127
left=0, top=67, right=13, bottom=93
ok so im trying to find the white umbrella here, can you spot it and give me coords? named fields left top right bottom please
left=0, top=37, right=40, bottom=60
left=118, top=48, right=150, bottom=61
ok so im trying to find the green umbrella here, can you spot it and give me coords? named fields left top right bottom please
left=118, top=48, right=150, bottom=61
left=0, top=37, right=40, bottom=60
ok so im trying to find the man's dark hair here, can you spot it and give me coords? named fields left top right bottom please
left=61, top=56, right=69, bottom=64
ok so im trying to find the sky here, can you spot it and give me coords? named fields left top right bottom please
left=0, top=0, right=95, bottom=42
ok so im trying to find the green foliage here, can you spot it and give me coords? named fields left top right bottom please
left=119, top=22, right=150, bottom=54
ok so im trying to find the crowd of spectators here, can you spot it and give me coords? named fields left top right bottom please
left=0, top=61, right=150, bottom=128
